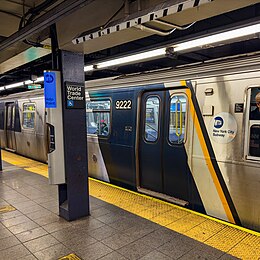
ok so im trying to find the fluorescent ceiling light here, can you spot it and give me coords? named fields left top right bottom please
left=35, top=76, right=44, bottom=82
left=84, top=48, right=166, bottom=71
left=25, top=77, right=44, bottom=85
left=97, top=48, right=166, bottom=69
left=84, top=65, right=94, bottom=72
left=173, top=23, right=260, bottom=52
left=5, top=82, right=24, bottom=89
left=24, top=80, right=33, bottom=85
left=1, top=76, right=44, bottom=92
left=84, top=22, right=260, bottom=72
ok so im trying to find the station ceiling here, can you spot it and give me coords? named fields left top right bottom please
left=0, top=0, right=260, bottom=93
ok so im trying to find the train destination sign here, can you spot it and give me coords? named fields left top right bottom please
left=65, top=82, right=85, bottom=109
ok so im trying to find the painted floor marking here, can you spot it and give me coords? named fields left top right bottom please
left=0, top=205, right=16, bottom=213
left=58, top=253, right=81, bottom=260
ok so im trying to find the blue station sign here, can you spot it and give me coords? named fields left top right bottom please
left=44, top=71, right=57, bottom=108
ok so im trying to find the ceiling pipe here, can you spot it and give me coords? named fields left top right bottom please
left=135, top=24, right=176, bottom=36
left=135, top=21, right=196, bottom=36
left=152, top=20, right=196, bottom=30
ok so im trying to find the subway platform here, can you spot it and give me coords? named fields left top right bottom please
left=0, top=150, right=259, bottom=260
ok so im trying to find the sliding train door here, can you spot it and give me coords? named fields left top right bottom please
left=139, top=89, right=191, bottom=204
left=5, top=103, right=16, bottom=151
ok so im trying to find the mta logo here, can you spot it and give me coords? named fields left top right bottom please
left=214, top=116, right=224, bottom=128
left=44, top=73, right=54, bottom=83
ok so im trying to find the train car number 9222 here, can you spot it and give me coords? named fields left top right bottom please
left=115, top=100, right=132, bottom=110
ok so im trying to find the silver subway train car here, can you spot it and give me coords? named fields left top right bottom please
left=0, top=54, right=260, bottom=231
left=0, top=91, right=47, bottom=162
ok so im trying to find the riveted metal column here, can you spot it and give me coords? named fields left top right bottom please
left=58, top=50, right=89, bottom=220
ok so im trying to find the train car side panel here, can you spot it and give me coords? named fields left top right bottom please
left=194, top=75, right=260, bottom=230
left=15, top=97, right=47, bottom=162
left=86, top=88, right=138, bottom=188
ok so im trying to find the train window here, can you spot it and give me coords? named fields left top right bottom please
left=144, top=96, right=159, bottom=142
left=22, top=103, right=36, bottom=129
left=169, top=94, right=187, bottom=144
left=246, top=88, right=260, bottom=159
left=86, top=100, right=110, bottom=137
left=249, top=125, right=260, bottom=157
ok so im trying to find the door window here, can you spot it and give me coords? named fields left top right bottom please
left=22, top=103, right=36, bottom=129
left=169, top=94, right=187, bottom=144
left=86, top=100, right=111, bottom=137
left=12, top=106, right=15, bottom=129
left=144, top=96, right=160, bottom=142
left=7, top=106, right=12, bottom=129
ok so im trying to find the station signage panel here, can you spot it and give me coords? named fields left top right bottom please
left=44, top=71, right=57, bottom=108
left=65, top=82, right=85, bottom=109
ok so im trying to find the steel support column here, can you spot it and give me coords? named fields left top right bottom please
left=58, top=50, right=89, bottom=220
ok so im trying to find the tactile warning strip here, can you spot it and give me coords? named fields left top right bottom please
left=1, top=150, right=260, bottom=259
left=1, top=150, right=48, bottom=177
left=89, top=180, right=260, bottom=259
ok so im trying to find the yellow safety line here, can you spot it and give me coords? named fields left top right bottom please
left=1, top=150, right=48, bottom=178
left=90, top=177, right=260, bottom=237
left=1, top=150, right=260, bottom=239
left=185, top=88, right=235, bottom=224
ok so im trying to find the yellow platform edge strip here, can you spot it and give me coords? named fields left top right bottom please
left=1, top=149, right=260, bottom=238
left=90, top=177, right=260, bottom=237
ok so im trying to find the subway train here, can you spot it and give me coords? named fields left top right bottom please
left=0, top=53, right=260, bottom=232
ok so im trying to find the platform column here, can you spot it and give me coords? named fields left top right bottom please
left=58, top=50, right=89, bottom=220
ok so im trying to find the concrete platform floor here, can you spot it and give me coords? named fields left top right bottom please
left=0, top=151, right=259, bottom=260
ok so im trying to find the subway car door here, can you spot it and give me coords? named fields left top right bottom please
left=139, top=89, right=190, bottom=204
left=5, top=103, right=16, bottom=151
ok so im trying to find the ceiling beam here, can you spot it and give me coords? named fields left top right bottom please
left=0, top=10, right=22, bottom=19
left=4, top=0, right=32, bottom=9
left=0, top=0, right=95, bottom=52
